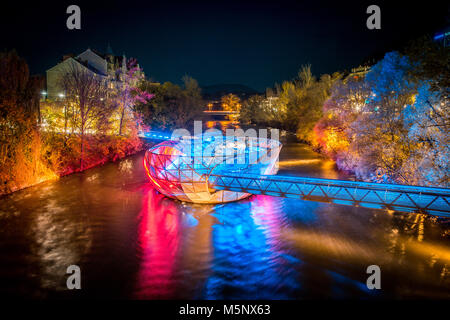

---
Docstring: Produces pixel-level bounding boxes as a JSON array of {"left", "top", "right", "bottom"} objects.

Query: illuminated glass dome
[{"left": 143, "top": 134, "right": 281, "bottom": 203}]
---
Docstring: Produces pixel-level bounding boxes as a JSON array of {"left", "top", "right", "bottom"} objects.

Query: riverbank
[{"left": 0, "top": 133, "right": 147, "bottom": 196}]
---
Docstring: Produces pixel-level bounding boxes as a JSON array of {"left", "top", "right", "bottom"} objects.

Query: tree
[
  {"left": 313, "top": 47, "right": 449, "bottom": 187},
  {"left": 40, "top": 99, "right": 71, "bottom": 133},
  {"left": 402, "top": 82, "right": 449, "bottom": 186},
  {"left": 62, "top": 65, "right": 113, "bottom": 170},
  {"left": 239, "top": 95, "right": 264, "bottom": 125},
  {"left": 221, "top": 93, "right": 241, "bottom": 112},
  {"left": 296, "top": 64, "right": 314, "bottom": 88},
  {"left": 321, "top": 51, "right": 422, "bottom": 183},
  {"left": 404, "top": 36, "right": 450, "bottom": 103},
  {"left": 0, "top": 51, "right": 56, "bottom": 193},
  {"left": 401, "top": 37, "right": 449, "bottom": 186},
  {"left": 110, "top": 58, "right": 152, "bottom": 136},
  {"left": 313, "top": 77, "right": 369, "bottom": 158},
  {"left": 273, "top": 65, "right": 340, "bottom": 140},
  {"left": 134, "top": 76, "right": 203, "bottom": 131},
  {"left": 351, "top": 52, "right": 417, "bottom": 183}
]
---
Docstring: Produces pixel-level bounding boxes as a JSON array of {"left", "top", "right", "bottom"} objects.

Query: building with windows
[
  {"left": 45, "top": 48, "right": 141, "bottom": 100},
  {"left": 260, "top": 96, "right": 279, "bottom": 113},
  {"left": 344, "top": 65, "right": 371, "bottom": 83}
]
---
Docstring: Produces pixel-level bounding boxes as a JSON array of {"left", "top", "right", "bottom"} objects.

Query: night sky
[{"left": 1, "top": 0, "right": 448, "bottom": 91}]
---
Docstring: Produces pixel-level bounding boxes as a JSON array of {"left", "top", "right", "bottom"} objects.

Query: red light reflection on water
[{"left": 134, "top": 186, "right": 181, "bottom": 299}]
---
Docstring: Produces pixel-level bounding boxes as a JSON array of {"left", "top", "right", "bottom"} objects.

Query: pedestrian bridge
[
  {"left": 141, "top": 133, "right": 450, "bottom": 217},
  {"left": 208, "top": 173, "right": 450, "bottom": 217},
  {"left": 203, "top": 110, "right": 239, "bottom": 116}
]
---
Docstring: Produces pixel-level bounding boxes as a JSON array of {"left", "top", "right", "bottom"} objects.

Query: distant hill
[{"left": 201, "top": 84, "right": 261, "bottom": 100}]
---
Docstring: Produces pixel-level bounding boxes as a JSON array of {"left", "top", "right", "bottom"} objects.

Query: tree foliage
[
  {"left": 135, "top": 76, "right": 203, "bottom": 131},
  {"left": 0, "top": 51, "right": 57, "bottom": 193},
  {"left": 221, "top": 93, "right": 241, "bottom": 112},
  {"left": 239, "top": 65, "right": 341, "bottom": 141},
  {"left": 61, "top": 65, "right": 114, "bottom": 170},
  {"left": 315, "top": 47, "right": 449, "bottom": 187},
  {"left": 108, "top": 58, "right": 153, "bottom": 136},
  {"left": 239, "top": 95, "right": 264, "bottom": 125}
]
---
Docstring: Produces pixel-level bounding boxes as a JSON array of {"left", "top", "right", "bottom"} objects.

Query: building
[
  {"left": 260, "top": 96, "right": 279, "bottom": 113},
  {"left": 45, "top": 48, "right": 141, "bottom": 100},
  {"left": 344, "top": 65, "right": 371, "bottom": 83}
]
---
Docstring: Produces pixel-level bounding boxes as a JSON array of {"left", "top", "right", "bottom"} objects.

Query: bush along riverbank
[
  {"left": 1, "top": 131, "right": 146, "bottom": 196},
  {"left": 42, "top": 133, "right": 145, "bottom": 176}
]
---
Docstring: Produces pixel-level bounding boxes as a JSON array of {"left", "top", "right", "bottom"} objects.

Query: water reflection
[
  {"left": 277, "top": 143, "right": 341, "bottom": 180},
  {"left": 135, "top": 186, "right": 216, "bottom": 299},
  {"left": 32, "top": 195, "right": 93, "bottom": 291},
  {"left": 205, "top": 196, "right": 301, "bottom": 299},
  {"left": 0, "top": 143, "right": 448, "bottom": 299},
  {"left": 135, "top": 186, "right": 181, "bottom": 299}
]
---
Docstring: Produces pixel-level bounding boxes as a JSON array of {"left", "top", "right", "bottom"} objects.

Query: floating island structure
[{"left": 144, "top": 133, "right": 281, "bottom": 203}]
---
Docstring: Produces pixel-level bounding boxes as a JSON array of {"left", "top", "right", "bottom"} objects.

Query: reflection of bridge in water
[{"left": 208, "top": 173, "right": 450, "bottom": 217}]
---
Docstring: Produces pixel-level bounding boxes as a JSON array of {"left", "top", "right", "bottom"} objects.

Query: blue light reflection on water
[
  {"left": 203, "top": 196, "right": 303, "bottom": 299},
  {"left": 194, "top": 194, "right": 384, "bottom": 299},
  {"left": 1, "top": 143, "right": 449, "bottom": 299}
]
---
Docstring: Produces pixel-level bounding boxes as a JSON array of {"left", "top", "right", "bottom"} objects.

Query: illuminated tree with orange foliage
[
  {"left": 221, "top": 93, "right": 241, "bottom": 113},
  {"left": 312, "top": 77, "right": 370, "bottom": 158},
  {"left": 0, "top": 51, "right": 57, "bottom": 194}
]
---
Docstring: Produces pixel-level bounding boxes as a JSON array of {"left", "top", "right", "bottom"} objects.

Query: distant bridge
[
  {"left": 209, "top": 173, "right": 450, "bottom": 217},
  {"left": 203, "top": 110, "right": 238, "bottom": 116},
  {"left": 139, "top": 131, "right": 172, "bottom": 140}
]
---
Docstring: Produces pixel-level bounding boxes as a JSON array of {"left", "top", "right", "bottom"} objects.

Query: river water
[{"left": 0, "top": 143, "right": 449, "bottom": 299}]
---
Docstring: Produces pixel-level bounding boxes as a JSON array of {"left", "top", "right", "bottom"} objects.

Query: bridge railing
[{"left": 209, "top": 173, "right": 450, "bottom": 217}]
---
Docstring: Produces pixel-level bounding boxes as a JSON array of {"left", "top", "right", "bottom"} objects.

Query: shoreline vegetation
[
  {"left": 238, "top": 37, "right": 449, "bottom": 188},
  {"left": 2, "top": 134, "right": 146, "bottom": 196}
]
